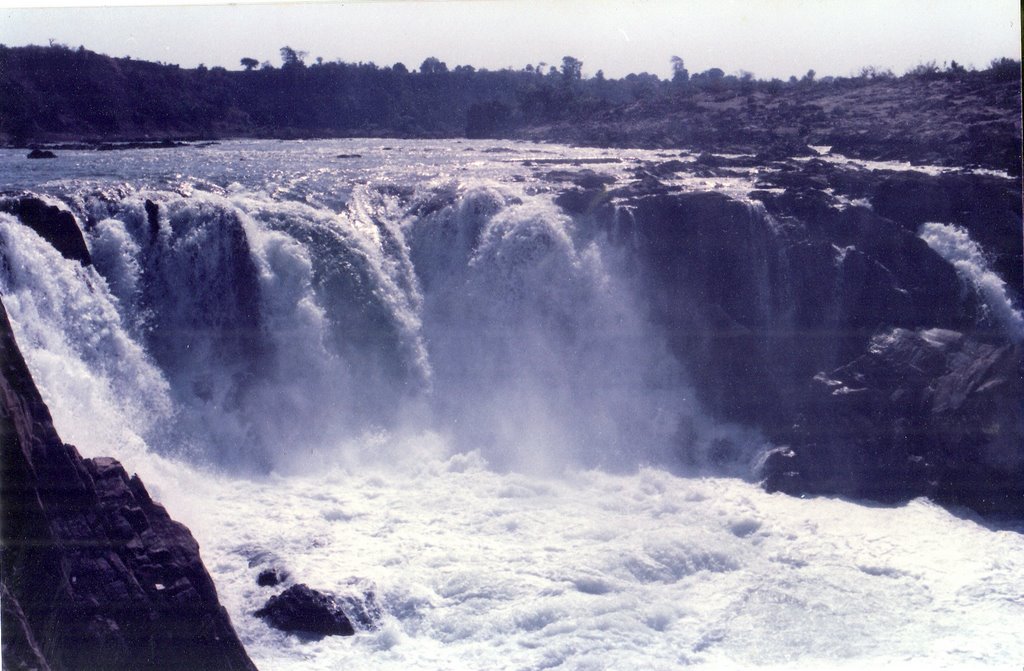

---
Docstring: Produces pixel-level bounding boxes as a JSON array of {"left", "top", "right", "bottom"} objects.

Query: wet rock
[
  {"left": 540, "top": 168, "right": 616, "bottom": 189},
  {"left": 650, "top": 158, "right": 691, "bottom": 175},
  {"left": 761, "top": 328, "right": 1023, "bottom": 514},
  {"left": 145, "top": 198, "right": 160, "bottom": 242},
  {"left": 553, "top": 187, "right": 611, "bottom": 216},
  {"left": 26, "top": 148, "right": 57, "bottom": 159},
  {"left": 257, "top": 568, "right": 289, "bottom": 587},
  {"left": 0, "top": 194, "right": 92, "bottom": 266},
  {"left": 586, "top": 180, "right": 986, "bottom": 452},
  {"left": 869, "top": 171, "right": 1022, "bottom": 290},
  {"left": 0, "top": 299, "right": 257, "bottom": 671},
  {"left": 255, "top": 584, "right": 355, "bottom": 638}
]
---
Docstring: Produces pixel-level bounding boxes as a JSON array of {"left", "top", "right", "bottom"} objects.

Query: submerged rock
[
  {"left": 255, "top": 584, "right": 356, "bottom": 638},
  {"left": 0, "top": 298, "right": 257, "bottom": 671}
]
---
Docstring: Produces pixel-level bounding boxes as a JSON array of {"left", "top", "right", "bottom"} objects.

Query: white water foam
[
  {"left": 162, "top": 455, "right": 1024, "bottom": 671},
  {"left": 0, "top": 213, "right": 172, "bottom": 464},
  {"left": 919, "top": 222, "right": 1024, "bottom": 342}
]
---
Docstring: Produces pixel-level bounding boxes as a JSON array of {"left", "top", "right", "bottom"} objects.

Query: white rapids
[{"left": 1, "top": 139, "right": 1022, "bottom": 670}]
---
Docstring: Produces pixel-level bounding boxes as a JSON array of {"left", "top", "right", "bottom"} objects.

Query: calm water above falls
[{"left": 1, "top": 139, "right": 1021, "bottom": 670}]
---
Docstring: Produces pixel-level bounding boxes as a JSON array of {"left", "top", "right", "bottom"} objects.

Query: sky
[{"left": 0, "top": 0, "right": 1020, "bottom": 80}]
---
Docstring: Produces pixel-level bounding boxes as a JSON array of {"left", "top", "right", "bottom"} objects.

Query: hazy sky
[{"left": 0, "top": 0, "right": 1020, "bottom": 80}]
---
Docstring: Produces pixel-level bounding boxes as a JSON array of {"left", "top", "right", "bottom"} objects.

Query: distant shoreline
[{"left": 3, "top": 44, "right": 1020, "bottom": 175}]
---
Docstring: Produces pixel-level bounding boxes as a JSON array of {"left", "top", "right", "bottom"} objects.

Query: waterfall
[{"left": 1, "top": 180, "right": 759, "bottom": 475}]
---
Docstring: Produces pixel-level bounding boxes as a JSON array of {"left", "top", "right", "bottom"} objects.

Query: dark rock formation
[
  {"left": 592, "top": 188, "right": 976, "bottom": 434},
  {"left": 539, "top": 168, "right": 616, "bottom": 189},
  {"left": 0, "top": 195, "right": 92, "bottom": 266},
  {"left": 26, "top": 149, "right": 56, "bottom": 159},
  {"left": 869, "top": 171, "right": 1023, "bottom": 291},
  {"left": 760, "top": 328, "right": 1023, "bottom": 515},
  {"left": 257, "top": 568, "right": 288, "bottom": 587},
  {"left": 254, "top": 585, "right": 355, "bottom": 638},
  {"left": 0, "top": 299, "right": 257, "bottom": 671},
  {"left": 145, "top": 198, "right": 161, "bottom": 243},
  {"left": 562, "top": 156, "right": 1021, "bottom": 514}
]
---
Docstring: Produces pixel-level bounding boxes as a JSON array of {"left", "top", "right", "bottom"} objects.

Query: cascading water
[
  {"left": 2, "top": 139, "right": 1022, "bottom": 671},
  {"left": 918, "top": 221, "right": 1024, "bottom": 342},
  {"left": 2, "top": 166, "right": 745, "bottom": 475}
]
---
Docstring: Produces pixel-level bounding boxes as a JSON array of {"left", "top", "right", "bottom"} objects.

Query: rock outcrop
[
  {"left": 0, "top": 299, "right": 257, "bottom": 671},
  {"left": 760, "top": 328, "right": 1023, "bottom": 515},
  {"left": 562, "top": 157, "right": 1022, "bottom": 514},
  {"left": 0, "top": 194, "right": 92, "bottom": 266}
]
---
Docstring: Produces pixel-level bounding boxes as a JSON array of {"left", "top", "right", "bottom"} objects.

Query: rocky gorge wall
[
  {"left": 0, "top": 299, "right": 256, "bottom": 671},
  {"left": 559, "top": 155, "right": 1023, "bottom": 515}
]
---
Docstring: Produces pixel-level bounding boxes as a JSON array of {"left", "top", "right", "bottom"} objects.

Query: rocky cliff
[
  {"left": 0, "top": 299, "right": 256, "bottom": 671},
  {"left": 559, "top": 154, "right": 1023, "bottom": 515}
]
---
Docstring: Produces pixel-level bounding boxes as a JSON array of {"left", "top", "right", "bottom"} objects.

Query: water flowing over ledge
[{"left": 1, "top": 139, "right": 1022, "bottom": 669}]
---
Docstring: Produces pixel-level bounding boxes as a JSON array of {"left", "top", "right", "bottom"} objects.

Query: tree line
[{"left": 0, "top": 43, "right": 1019, "bottom": 144}]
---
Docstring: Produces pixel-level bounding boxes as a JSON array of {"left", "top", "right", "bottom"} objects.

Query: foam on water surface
[{"left": 157, "top": 455, "right": 1024, "bottom": 671}]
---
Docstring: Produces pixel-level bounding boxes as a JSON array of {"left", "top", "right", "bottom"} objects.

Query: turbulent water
[{"left": 2, "top": 139, "right": 1023, "bottom": 670}]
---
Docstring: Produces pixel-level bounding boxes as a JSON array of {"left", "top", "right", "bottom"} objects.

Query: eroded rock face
[
  {"left": 586, "top": 187, "right": 977, "bottom": 432},
  {"left": 560, "top": 160, "right": 1021, "bottom": 514},
  {"left": 760, "top": 328, "right": 1023, "bottom": 514},
  {"left": 0, "top": 299, "right": 257, "bottom": 671}
]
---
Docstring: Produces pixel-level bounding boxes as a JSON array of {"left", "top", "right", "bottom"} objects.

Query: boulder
[
  {"left": 257, "top": 568, "right": 288, "bottom": 587},
  {"left": 540, "top": 168, "right": 615, "bottom": 189},
  {"left": 0, "top": 298, "right": 257, "bottom": 671},
  {"left": 26, "top": 149, "right": 57, "bottom": 159},
  {"left": 254, "top": 584, "right": 355, "bottom": 638}
]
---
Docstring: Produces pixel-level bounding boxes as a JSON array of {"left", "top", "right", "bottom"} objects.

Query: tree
[
  {"left": 279, "top": 46, "right": 307, "bottom": 67},
  {"left": 561, "top": 55, "right": 582, "bottom": 82},
  {"left": 240, "top": 57, "right": 259, "bottom": 71},
  {"left": 420, "top": 56, "right": 448, "bottom": 75},
  {"left": 466, "top": 100, "right": 512, "bottom": 138},
  {"left": 670, "top": 55, "right": 689, "bottom": 84}
]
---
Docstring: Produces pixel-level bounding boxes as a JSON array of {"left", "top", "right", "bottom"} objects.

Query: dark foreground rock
[
  {"left": 0, "top": 194, "right": 92, "bottom": 266},
  {"left": 760, "top": 328, "right": 1024, "bottom": 515},
  {"left": 0, "top": 299, "right": 257, "bottom": 671},
  {"left": 254, "top": 584, "right": 355, "bottom": 638}
]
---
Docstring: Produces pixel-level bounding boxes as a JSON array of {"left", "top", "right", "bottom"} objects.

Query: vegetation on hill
[{"left": 1, "top": 44, "right": 1020, "bottom": 173}]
